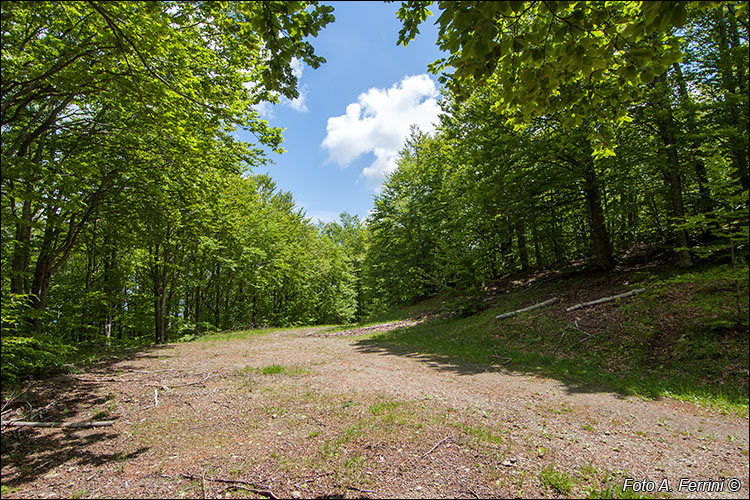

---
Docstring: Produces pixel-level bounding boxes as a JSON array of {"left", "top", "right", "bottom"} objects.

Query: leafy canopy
[{"left": 396, "top": 0, "right": 739, "bottom": 157}]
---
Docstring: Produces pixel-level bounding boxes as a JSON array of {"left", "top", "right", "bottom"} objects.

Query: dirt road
[{"left": 2, "top": 326, "right": 748, "bottom": 498}]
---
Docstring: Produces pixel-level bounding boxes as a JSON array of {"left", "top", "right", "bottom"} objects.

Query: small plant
[
  {"left": 261, "top": 364, "right": 285, "bottom": 375},
  {"left": 540, "top": 465, "right": 573, "bottom": 495}
]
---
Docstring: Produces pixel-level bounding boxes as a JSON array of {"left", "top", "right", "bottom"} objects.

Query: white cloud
[
  {"left": 290, "top": 57, "right": 304, "bottom": 79},
  {"left": 281, "top": 85, "right": 309, "bottom": 113},
  {"left": 249, "top": 58, "right": 309, "bottom": 117},
  {"left": 321, "top": 74, "right": 441, "bottom": 186},
  {"left": 253, "top": 101, "right": 275, "bottom": 119}
]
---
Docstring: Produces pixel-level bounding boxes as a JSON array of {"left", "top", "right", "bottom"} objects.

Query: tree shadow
[
  {"left": 1, "top": 345, "right": 165, "bottom": 488},
  {"left": 352, "top": 316, "right": 747, "bottom": 406}
]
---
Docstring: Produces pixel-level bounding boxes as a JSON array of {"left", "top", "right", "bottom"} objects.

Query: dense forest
[{"left": 1, "top": 1, "right": 748, "bottom": 384}]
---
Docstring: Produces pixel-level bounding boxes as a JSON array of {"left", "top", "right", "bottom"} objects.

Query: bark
[
  {"left": 516, "top": 221, "right": 529, "bottom": 271},
  {"left": 717, "top": 6, "right": 749, "bottom": 192},
  {"left": 673, "top": 62, "right": 714, "bottom": 214},
  {"left": 581, "top": 159, "right": 615, "bottom": 271},
  {"left": 532, "top": 223, "right": 543, "bottom": 269},
  {"left": 10, "top": 198, "right": 33, "bottom": 295},
  {"left": 195, "top": 284, "right": 202, "bottom": 335},
  {"left": 10, "top": 140, "right": 47, "bottom": 296},
  {"left": 496, "top": 297, "right": 559, "bottom": 320},
  {"left": 653, "top": 75, "right": 693, "bottom": 267},
  {"left": 214, "top": 263, "right": 221, "bottom": 328},
  {"left": 566, "top": 288, "right": 646, "bottom": 312}
]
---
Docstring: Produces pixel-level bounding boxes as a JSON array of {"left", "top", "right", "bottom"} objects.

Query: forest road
[{"left": 2, "top": 325, "right": 748, "bottom": 499}]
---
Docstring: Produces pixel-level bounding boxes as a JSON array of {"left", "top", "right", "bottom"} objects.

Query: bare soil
[{"left": 2, "top": 324, "right": 748, "bottom": 499}]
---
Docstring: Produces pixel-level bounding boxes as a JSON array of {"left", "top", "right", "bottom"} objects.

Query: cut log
[
  {"left": 1, "top": 420, "right": 115, "bottom": 428},
  {"left": 496, "top": 297, "right": 559, "bottom": 320},
  {"left": 566, "top": 288, "right": 646, "bottom": 312}
]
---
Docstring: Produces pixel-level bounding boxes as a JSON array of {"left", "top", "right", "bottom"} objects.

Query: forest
[{"left": 1, "top": 1, "right": 748, "bottom": 384}]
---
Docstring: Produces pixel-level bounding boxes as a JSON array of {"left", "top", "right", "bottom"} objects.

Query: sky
[{"left": 235, "top": 1, "right": 446, "bottom": 224}]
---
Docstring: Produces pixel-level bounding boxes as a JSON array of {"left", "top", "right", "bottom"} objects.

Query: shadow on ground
[
  {"left": 352, "top": 314, "right": 748, "bottom": 409},
  {"left": 0, "top": 345, "right": 171, "bottom": 488}
]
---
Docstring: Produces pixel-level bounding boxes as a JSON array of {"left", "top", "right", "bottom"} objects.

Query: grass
[
  {"left": 540, "top": 465, "right": 573, "bottom": 495},
  {"left": 356, "top": 261, "right": 749, "bottom": 417},
  {"left": 196, "top": 325, "right": 312, "bottom": 343}
]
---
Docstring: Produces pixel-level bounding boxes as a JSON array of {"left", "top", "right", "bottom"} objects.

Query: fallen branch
[
  {"left": 1, "top": 420, "right": 115, "bottom": 428},
  {"left": 145, "top": 371, "right": 215, "bottom": 390},
  {"left": 180, "top": 473, "right": 277, "bottom": 499},
  {"left": 488, "top": 355, "right": 511, "bottom": 365},
  {"left": 496, "top": 297, "right": 559, "bottom": 320},
  {"left": 347, "top": 485, "right": 376, "bottom": 494},
  {"left": 553, "top": 321, "right": 592, "bottom": 354},
  {"left": 126, "top": 368, "right": 187, "bottom": 374},
  {"left": 566, "top": 288, "right": 646, "bottom": 312},
  {"left": 293, "top": 472, "right": 334, "bottom": 489},
  {"left": 421, "top": 436, "right": 451, "bottom": 459}
]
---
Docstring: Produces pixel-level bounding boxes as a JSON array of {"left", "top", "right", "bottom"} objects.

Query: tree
[
  {"left": 1, "top": 1, "right": 334, "bottom": 335},
  {"left": 395, "top": 0, "right": 737, "bottom": 156}
]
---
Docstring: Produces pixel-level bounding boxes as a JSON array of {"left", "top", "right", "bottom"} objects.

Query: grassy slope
[{"left": 357, "top": 259, "right": 749, "bottom": 417}]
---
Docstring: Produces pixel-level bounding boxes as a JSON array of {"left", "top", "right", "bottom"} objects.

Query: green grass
[
  {"left": 356, "top": 262, "right": 749, "bottom": 417},
  {"left": 196, "top": 326, "right": 300, "bottom": 342},
  {"left": 540, "top": 465, "right": 574, "bottom": 495}
]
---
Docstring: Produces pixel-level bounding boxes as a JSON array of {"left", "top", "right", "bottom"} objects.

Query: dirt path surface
[{"left": 2, "top": 326, "right": 748, "bottom": 499}]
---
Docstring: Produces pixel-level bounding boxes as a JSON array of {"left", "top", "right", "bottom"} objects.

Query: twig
[
  {"left": 154, "top": 388, "right": 159, "bottom": 408},
  {"left": 180, "top": 474, "right": 277, "bottom": 499},
  {"left": 496, "top": 297, "right": 559, "bottom": 320},
  {"left": 145, "top": 371, "right": 215, "bottom": 389},
  {"left": 565, "top": 288, "right": 646, "bottom": 312},
  {"left": 1, "top": 420, "right": 115, "bottom": 428},
  {"left": 552, "top": 328, "right": 566, "bottom": 354},
  {"left": 463, "top": 487, "right": 480, "bottom": 499},
  {"left": 125, "top": 368, "right": 186, "bottom": 374},
  {"left": 347, "top": 485, "right": 376, "bottom": 494},
  {"left": 421, "top": 436, "right": 451, "bottom": 459},
  {"left": 488, "top": 355, "right": 511, "bottom": 365},
  {"left": 293, "top": 472, "right": 334, "bottom": 489},
  {"left": 75, "top": 376, "right": 136, "bottom": 383},
  {"left": 201, "top": 468, "right": 207, "bottom": 499},
  {"left": 1, "top": 381, "right": 32, "bottom": 413}
]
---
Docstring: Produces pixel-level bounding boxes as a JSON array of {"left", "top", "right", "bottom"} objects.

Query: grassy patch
[
  {"left": 261, "top": 364, "right": 285, "bottom": 375},
  {"left": 540, "top": 465, "right": 574, "bottom": 495},
  {"left": 356, "top": 262, "right": 749, "bottom": 416},
  {"left": 196, "top": 326, "right": 295, "bottom": 343}
]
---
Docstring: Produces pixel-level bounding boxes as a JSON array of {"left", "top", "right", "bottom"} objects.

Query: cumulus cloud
[
  {"left": 290, "top": 57, "right": 305, "bottom": 79},
  {"left": 250, "top": 58, "right": 309, "bottom": 117},
  {"left": 253, "top": 100, "right": 275, "bottom": 119},
  {"left": 321, "top": 74, "right": 441, "bottom": 186},
  {"left": 281, "top": 85, "right": 309, "bottom": 113}
]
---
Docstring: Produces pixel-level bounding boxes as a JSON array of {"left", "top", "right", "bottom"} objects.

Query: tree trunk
[
  {"left": 195, "top": 284, "right": 202, "bottom": 335},
  {"left": 516, "top": 221, "right": 529, "bottom": 271},
  {"left": 10, "top": 198, "right": 33, "bottom": 296},
  {"left": 717, "top": 6, "right": 749, "bottom": 192},
  {"left": 29, "top": 216, "right": 58, "bottom": 333},
  {"left": 673, "top": 62, "right": 714, "bottom": 214},
  {"left": 581, "top": 160, "right": 615, "bottom": 271},
  {"left": 653, "top": 76, "right": 693, "bottom": 268},
  {"left": 214, "top": 263, "right": 221, "bottom": 329},
  {"left": 531, "top": 222, "right": 543, "bottom": 268}
]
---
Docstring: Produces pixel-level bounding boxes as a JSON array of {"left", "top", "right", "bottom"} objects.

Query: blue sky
[{"left": 236, "top": 1, "right": 446, "bottom": 224}]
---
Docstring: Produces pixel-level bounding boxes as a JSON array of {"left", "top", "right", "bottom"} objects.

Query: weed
[
  {"left": 356, "top": 262, "right": 749, "bottom": 416},
  {"left": 452, "top": 422, "right": 503, "bottom": 445},
  {"left": 261, "top": 364, "right": 285, "bottom": 375},
  {"left": 70, "top": 487, "right": 90, "bottom": 499},
  {"left": 369, "top": 399, "right": 404, "bottom": 416},
  {"left": 540, "top": 465, "right": 573, "bottom": 495}
]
